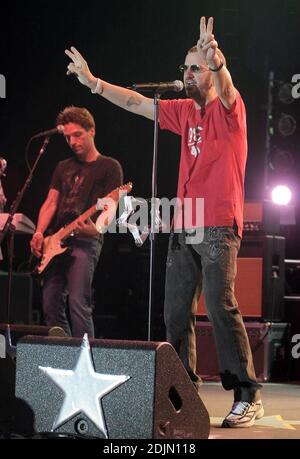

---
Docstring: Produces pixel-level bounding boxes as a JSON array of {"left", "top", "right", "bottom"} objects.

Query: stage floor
[{"left": 200, "top": 382, "right": 300, "bottom": 439}]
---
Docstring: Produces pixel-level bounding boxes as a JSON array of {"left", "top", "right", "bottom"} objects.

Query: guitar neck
[
  {"left": 57, "top": 182, "right": 133, "bottom": 241},
  {"left": 59, "top": 204, "right": 98, "bottom": 241}
]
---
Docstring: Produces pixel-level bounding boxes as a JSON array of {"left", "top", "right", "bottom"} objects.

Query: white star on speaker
[{"left": 39, "top": 334, "right": 130, "bottom": 438}]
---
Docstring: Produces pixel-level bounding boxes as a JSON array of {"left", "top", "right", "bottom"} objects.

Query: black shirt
[{"left": 48, "top": 155, "right": 123, "bottom": 233}]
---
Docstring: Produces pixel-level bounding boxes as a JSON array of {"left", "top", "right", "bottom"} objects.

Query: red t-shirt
[{"left": 159, "top": 92, "right": 247, "bottom": 238}]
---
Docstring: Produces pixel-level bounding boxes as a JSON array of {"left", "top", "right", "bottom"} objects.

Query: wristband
[
  {"left": 91, "top": 78, "right": 103, "bottom": 95},
  {"left": 209, "top": 62, "right": 224, "bottom": 72}
]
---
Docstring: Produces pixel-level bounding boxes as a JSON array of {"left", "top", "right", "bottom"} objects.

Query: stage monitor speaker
[
  {"left": 15, "top": 336, "right": 210, "bottom": 439},
  {"left": 197, "top": 235, "right": 285, "bottom": 320},
  {"left": 0, "top": 271, "right": 33, "bottom": 324},
  {"left": 0, "top": 323, "right": 51, "bottom": 347}
]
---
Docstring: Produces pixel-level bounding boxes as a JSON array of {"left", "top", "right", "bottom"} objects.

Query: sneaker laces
[{"left": 230, "top": 401, "right": 251, "bottom": 416}]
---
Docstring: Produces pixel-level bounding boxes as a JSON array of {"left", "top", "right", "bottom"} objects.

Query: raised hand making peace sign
[
  {"left": 197, "top": 16, "right": 219, "bottom": 66},
  {"left": 65, "top": 46, "right": 97, "bottom": 91}
]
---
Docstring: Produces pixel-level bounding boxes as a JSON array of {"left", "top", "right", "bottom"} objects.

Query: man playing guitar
[{"left": 30, "top": 106, "right": 123, "bottom": 338}]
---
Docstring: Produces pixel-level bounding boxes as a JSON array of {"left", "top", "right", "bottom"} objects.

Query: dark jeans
[
  {"left": 42, "top": 237, "right": 102, "bottom": 338},
  {"left": 164, "top": 227, "right": 261, "bottom": 402}
]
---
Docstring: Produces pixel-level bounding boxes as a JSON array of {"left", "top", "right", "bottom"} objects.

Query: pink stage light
[{"left": 271, "top": 185, "right": 292, "bottom": 205}]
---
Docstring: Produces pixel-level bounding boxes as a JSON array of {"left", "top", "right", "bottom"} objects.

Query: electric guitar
[{"left": 36, "top": 182, "right": 132, "bottom": 276}]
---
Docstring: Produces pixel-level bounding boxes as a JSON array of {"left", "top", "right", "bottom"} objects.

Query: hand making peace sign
[
  {"left": 65, "top": 46, "right": 96, "bottom": 89},
  {"left": 197, "top": 16, "right": 219, "bottom": 66}
]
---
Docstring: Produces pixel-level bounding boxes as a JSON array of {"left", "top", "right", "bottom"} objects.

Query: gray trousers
[
  {"left": 164, "top": 227, "right": 261, "bottom": 402},
  {"left": 42, "top": 237, "right": 102, "bottom": 338}
]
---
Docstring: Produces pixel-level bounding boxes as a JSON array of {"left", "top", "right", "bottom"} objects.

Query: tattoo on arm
[{"left": 126, "top": 96, "right": 142, "bottom": 108}]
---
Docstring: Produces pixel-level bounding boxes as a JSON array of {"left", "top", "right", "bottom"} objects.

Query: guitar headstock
[
  {"left": 95, "top": 182, "right": 133, "bottom": 232},
  {"left": 109, "top": 182, "right": 133, "bottom": 201},
  {"left": 119, "top": 182, "right": 133, "bottom": 193}
]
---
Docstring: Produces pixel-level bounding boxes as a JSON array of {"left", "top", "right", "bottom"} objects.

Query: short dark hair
[
  {"left": 56, "top": 106, "right": 95, "bottom": 130},
  {"left": 187, "top": 45, "right": 227, "bottom": 67}
]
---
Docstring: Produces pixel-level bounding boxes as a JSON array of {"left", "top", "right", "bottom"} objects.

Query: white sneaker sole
[{"left": 222, "top": 403, "right": 264, "bottom": 428}]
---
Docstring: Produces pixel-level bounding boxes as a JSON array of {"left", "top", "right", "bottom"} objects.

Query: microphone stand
[
  {"left": 0, "top": 136, "right": 50, "bottom": 323},
  {"left": 264, "top": 70, "right": 274, "bottom": 198},
  {"left": 147, "top": 92, "right": 161, "bottom": 341}
]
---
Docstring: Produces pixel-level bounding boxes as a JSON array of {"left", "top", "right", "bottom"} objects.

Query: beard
[
  {"left": 185, "top": 83, "right": 200, "bottom": 98},
  {"left": 185, "top": 79, "right": 213, "bottom": 105},
  {"left": 185, "top": 83, "right": 206, "bottom": 106}
]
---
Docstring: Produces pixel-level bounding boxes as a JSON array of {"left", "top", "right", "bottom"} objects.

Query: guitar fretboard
[{"left": 60, "top": 204, "right": 98, "bottom": 241}]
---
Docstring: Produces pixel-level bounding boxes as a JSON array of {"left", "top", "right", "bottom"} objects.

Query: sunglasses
[{"left": 179, "top": 64, "right": 209, "bottom": 73}]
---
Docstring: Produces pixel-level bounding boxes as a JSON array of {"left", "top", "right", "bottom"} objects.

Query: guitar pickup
[{"left": 96, "top": 199, "right": 108, "bottom": 211}]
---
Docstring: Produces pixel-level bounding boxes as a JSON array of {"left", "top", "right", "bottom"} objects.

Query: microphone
[
  {"left": 32, "top": 125, "right": 65, "bottom": 139},
  {"left": 130, "top": 80, "right": 184, "bottom": 93}
]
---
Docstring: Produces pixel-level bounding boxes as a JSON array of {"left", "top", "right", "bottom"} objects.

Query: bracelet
[
  {"left": 91, "top": 78, "right": 103, "bottom": 95},
  {"left": 209, "top": 62, "right": 224, "bottom": 72}
]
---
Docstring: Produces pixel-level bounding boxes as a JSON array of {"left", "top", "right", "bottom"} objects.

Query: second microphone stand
[{"left": 0, "top": 136, "right": 50, "bottom": 323}]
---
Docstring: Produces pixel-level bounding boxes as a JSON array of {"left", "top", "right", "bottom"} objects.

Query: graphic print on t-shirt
[
  {"left": 57, "top": 167, "right": 92, "bottom": 226},
  {"left": 188, "top": 126, "right": 203, "bottom": 158}
]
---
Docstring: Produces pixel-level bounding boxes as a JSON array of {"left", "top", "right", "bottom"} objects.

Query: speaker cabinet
[
  {"left": 195, "top": 321, "right": 290, "bottom": 382},
  {"left": 197, "top": 235, "right": 285, "bottom": 320},
  {"left": 243, "top": 200, "right": 280, "bottom": 234},
  {"left": 15, "top": 336, "right": 210, "bottom": 439},
  {"left": 0, "top": 271, "right": 33, "bottom": 324}
]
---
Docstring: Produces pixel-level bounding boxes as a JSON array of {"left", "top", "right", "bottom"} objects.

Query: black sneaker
[{"left": 222, "top": 400, "right": 264, "bottom": 428}]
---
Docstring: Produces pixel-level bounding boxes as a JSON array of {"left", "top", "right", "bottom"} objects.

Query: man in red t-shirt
[{"left": 65, "top": 16, "right": 264, "bottom": 428}]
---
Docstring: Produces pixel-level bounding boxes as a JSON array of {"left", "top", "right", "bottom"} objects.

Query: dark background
[{"left": 0, "top": 0, "right": 299, "bottom": 339}]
